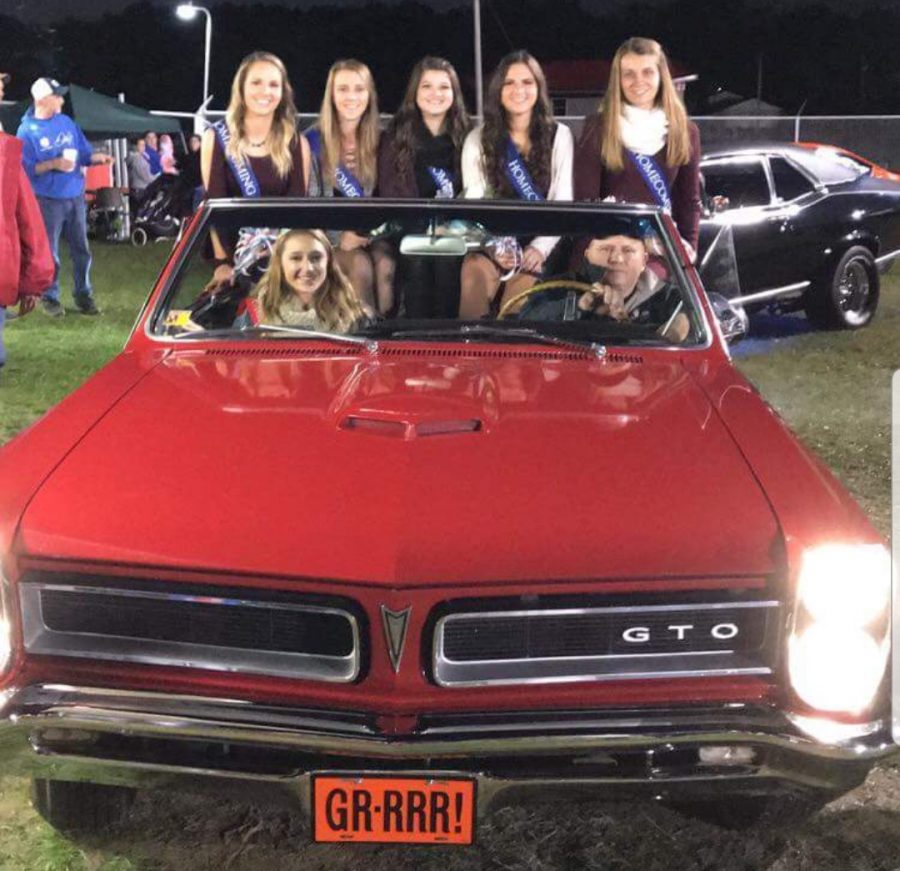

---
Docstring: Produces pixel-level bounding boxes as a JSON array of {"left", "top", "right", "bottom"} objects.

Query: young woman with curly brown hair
[{"left": 378, "top": 57, "right": 471, "bottom": 317}]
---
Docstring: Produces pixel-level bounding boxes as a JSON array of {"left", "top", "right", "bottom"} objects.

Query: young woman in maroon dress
[
  {"left": 574, "top": 38, "right": 700, "bottom": 257},
  {"left": 201, "top": 51, "right": 310, "bottom": 284}
]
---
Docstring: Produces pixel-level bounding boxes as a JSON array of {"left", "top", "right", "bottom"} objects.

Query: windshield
[
  {"left": 153, "top": 201, "right": 707, "bottom": 349},
  {"left": 810, "top": 147, "right": 871, "bottom": 177}
]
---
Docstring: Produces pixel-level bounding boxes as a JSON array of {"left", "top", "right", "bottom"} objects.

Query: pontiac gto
[{"left": 0, "top": 199, "right": 892, "bottom": 842}]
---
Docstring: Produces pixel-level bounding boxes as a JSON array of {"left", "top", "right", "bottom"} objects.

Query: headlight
[{"left": 788, "top": 543, "right": 890, "bottom": 715}]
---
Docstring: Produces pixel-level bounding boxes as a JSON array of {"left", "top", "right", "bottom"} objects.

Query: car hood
[{"left": 20, "top": 348, "right": 780, "bottom": 585}]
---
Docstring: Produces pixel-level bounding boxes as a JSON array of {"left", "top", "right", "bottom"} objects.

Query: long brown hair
[
  {"left": 255, "top": 229, "right": 365, "bottom": 332},
  {"left": 316, "top": 59, "right": 380, "bottom": 191},
  {"left": 599, "top": 37, "right": 691, "bottom": 172},
  {"left": 388, "top": 57, "right": 471, "bottom": 184},
  {"left": 482, "top": 50, "right": 555, "bottom": 197},
  {"left": 224, "top": 51, "right": 298, "bottom": 179}
]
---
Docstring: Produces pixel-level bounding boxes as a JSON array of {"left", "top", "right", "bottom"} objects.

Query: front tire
[
  {"left": 804, "top": 245, "right": 878, "bottom": 329},
  {"left": 31, "top": 778, "right": 136, "bottom": 836},
  {"left": 131, "top": 227, "right": 148, "bottom": 247}
]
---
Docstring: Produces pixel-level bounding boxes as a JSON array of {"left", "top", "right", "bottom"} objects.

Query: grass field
[
  {"left": 0, "top": 244, "right": 897, "bottom": 869},
  {"left": 0, "top": 243, "right": 171, "bottom": 442}
]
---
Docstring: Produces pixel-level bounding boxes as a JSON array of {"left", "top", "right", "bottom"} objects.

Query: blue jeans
[
  {"left": 0, "top": 306, "right": 6, "bottom": 369},
  {"left": 37, "top": 195, "right": 94, "bottom": 303}
]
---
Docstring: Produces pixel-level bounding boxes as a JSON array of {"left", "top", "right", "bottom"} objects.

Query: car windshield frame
[{"left": 147, "top": 198, "right": 711, "bottom": 350}]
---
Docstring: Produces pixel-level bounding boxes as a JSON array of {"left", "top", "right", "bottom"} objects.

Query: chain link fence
[
  {"left": 163, "top": 110, "right": 900, "bottom": 169},
  {"left": 692, "top": 116, "right": 900, "bottom": 169}
]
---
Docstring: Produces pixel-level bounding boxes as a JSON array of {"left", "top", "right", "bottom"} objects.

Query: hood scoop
[{"left": 341, "top": 415, "right": 482, "bottom": 439}]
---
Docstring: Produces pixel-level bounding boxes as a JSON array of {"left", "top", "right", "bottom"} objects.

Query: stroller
[{"left": 130, "top": 175, "right": 194, "bottom": 246}]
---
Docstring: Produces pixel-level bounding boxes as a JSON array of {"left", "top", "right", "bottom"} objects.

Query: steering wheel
[{"left": 498, "top": 279, "right": 596, "bottom": 319}]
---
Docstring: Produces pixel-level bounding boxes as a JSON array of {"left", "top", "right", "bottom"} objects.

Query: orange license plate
[{"left": 313, "top": 775, "right": 476, "bottom": 845}]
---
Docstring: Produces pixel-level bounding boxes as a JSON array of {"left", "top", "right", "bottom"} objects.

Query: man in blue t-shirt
[{"left": 16, "top": 77, "right": 113, "bottom": 317}]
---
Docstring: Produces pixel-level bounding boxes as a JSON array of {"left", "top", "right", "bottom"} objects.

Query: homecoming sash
[
  {"left": 504, "top": 138, "right": 544, "bottom": 201},
  {"left": 627, "top": 150, "right": 672, "bottom": 213},
  {"left": 427, "top": 165, "right": 455, "bottom": 199},
  {"left": 212, "top": 120, "right": 261, "bottom": 198},
  {"left": 306, "top": 128, "right": 365, "bottom": 197}
]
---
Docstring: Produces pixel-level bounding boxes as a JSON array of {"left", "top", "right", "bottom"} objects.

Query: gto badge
[{"left": 381, "top": 606, "right": 412, "bottom": 672}]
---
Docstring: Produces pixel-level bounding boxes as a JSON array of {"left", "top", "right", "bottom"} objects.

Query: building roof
[{"left": 543, "top": 58, "right": 695, "bottom": 96}]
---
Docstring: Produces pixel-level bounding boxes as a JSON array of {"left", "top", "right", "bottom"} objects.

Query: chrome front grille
[
  {"left": 21, "top": 580, "right": 361, "bottom": 683},
  {"left": 434, "top": 601, "right": 779, "bottom": 687}
]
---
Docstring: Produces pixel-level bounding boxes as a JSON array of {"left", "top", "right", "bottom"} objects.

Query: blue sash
[
  {"left": 504, "top": 138, "right": 544, "bottom": 201},
  {"left": 626, "top": 150, "right": 672, "bottom": 213},
  {"left": 212, "top": 120, "right": 261, "bottom": 198},
  {"left": 334, "top": 165, "right": 365, "bottom": 198},
  {"left": 306, "top": 128, "right": 365, "bottom": 197},
  {"left": 427, "top": 165, "right": 455, "bottom": 199}
]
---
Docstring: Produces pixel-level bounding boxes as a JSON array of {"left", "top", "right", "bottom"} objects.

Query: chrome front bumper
[{"left": 1, "top": 685, "right": 895, "bottom": 815}]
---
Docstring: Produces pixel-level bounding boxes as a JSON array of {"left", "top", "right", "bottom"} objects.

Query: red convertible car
[{"left": 0, "top": 199, "right": 892, "bottom": 842}]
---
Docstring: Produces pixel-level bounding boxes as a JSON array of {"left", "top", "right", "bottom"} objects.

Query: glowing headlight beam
[{"left": 797, "top": 543, "right": 890, "bottom": 627}]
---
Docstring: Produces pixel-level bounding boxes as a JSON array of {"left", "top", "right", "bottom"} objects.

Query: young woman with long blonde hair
[
  {"left": 574, "top": 37, "right": 700, "bottom": 254},
  {"left": 201, "top": 51, "right": 311, "bottom": 282},
  {"left": 247, "top": 229, "right": 366, "bottom": 333},
  {"left": 306, "top": 59, "right": 390, "bottom": 312}
]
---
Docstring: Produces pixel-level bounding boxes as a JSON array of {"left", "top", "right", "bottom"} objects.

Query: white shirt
[{"left": 461, "top": 123, "right": 574, "bottom": 259}]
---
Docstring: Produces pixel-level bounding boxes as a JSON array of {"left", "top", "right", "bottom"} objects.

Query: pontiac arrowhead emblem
[{"left": 381, "top": 605, "right": 411, "bottom": 673}]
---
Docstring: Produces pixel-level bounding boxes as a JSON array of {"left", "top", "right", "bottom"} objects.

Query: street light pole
[
  {"left": 175, "top": 3, "right": 213, "bottom": 116},
  {"left": 473, "top": 0, "right": 483, "bottom": 119}
]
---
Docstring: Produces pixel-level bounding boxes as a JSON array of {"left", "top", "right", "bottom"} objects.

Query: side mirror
[{"left": 707, "top": 293, "right": 748, "bottom": 343}]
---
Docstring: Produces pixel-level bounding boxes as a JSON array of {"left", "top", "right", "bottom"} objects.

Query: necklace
[{"left": 246, "top": 137, "right": 267, "bottom": 148}]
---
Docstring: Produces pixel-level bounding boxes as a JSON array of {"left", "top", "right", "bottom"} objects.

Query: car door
[
  {"left": 764, "top": 155, "right": 826, "bottom": 287},
  {"left": 699, "top": 155, "right": 796, "bottom": 297}
]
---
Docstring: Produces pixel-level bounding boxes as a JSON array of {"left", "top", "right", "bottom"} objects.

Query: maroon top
[
  {"left": 206, "top": 133, "right": 307, "bottom": 199},
  {"left": 573, "top": 115, "right": 701, "bottom": 249}
]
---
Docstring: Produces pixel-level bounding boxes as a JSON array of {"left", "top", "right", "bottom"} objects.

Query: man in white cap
[{"left": 16, "top": 77, "right": 112, "bottom": 317}]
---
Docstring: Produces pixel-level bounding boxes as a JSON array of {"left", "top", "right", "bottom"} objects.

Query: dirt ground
[{"left": 63, "top": 760, "right": 900, "bottom": 871}]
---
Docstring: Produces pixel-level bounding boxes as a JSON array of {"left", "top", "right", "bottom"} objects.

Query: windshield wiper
[
  {"left": 373, "top": 324, "right": 606, "bottom": 357},
  {"left": 172, "top": 324, "right": 378, "bottom": 351}
]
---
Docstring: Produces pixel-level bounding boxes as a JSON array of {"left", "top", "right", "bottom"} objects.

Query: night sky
[
  {"left": 2, "top": 0, "right": 896, "bottom": 115},
  {"left": 6, "top": 0, "right": 888, "bottom": 23}
]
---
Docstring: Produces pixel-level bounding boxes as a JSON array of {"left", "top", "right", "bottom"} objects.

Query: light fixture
[{"left": 175, "top": 3, "right": 198, "bottom": 21}]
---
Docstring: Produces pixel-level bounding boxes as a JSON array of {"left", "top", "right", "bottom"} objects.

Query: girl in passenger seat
[{"left": 241, "top": 229, "right": 367, "bottom": 333}]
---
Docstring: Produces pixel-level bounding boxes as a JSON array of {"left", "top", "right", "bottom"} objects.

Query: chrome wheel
[
  {"left": 805, "top": 245, "right": 878, "bottom": 329},
  {"left": 836, "top": 257, "right": 872, "bottom": 327}
]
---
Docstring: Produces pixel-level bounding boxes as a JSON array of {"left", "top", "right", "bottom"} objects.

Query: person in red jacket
[{"left": 0, "top": 94, "right": 54, "bottom": 372}]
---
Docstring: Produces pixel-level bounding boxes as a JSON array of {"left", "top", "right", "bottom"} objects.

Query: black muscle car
[{"left": 698, "top": 144, "right": 900, "bottom": 329}]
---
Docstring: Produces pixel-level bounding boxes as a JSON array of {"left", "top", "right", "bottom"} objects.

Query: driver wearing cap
[{"left": 504, "top": 223, "right": 690, "bottom": 342}]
